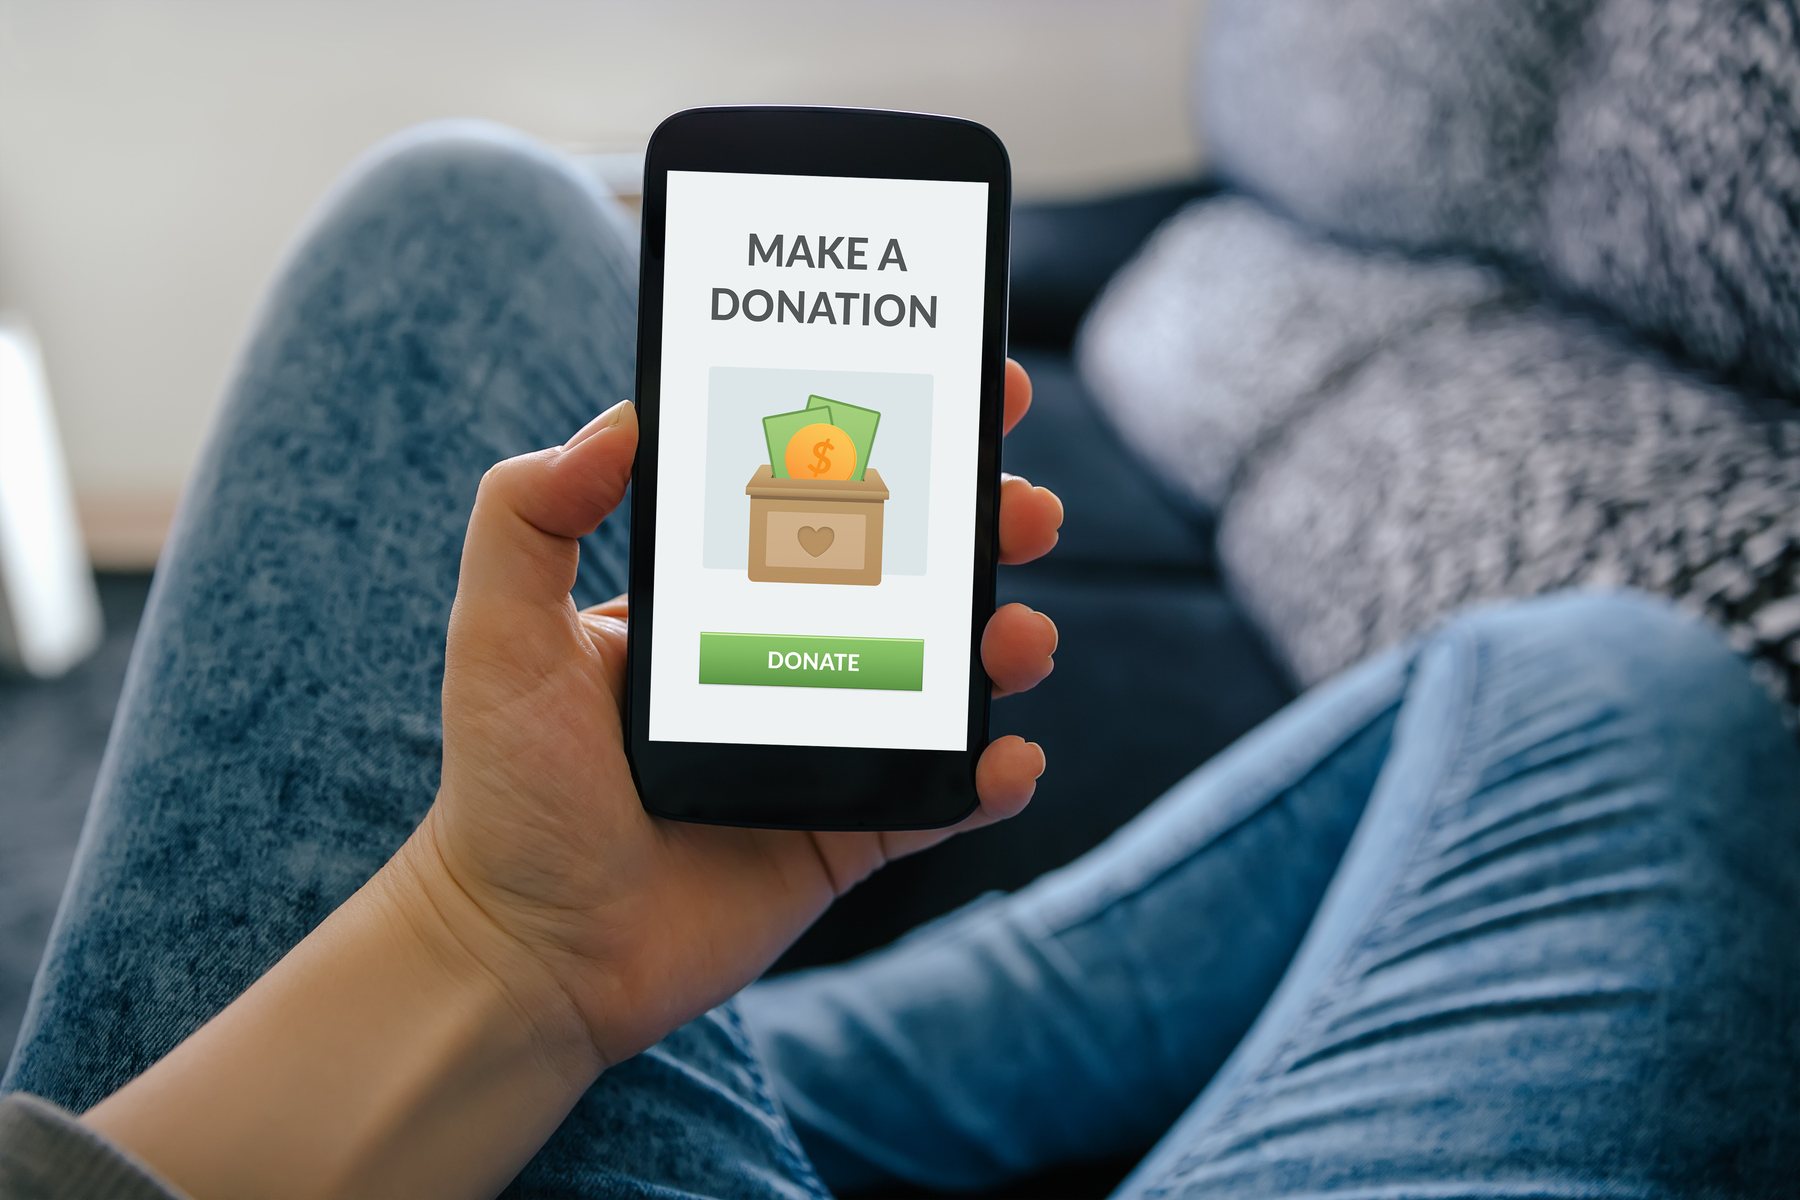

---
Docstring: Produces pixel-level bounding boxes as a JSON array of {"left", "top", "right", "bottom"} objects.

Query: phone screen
[{"left": 645, "top": 168, "right": 992, "bottom": 753}]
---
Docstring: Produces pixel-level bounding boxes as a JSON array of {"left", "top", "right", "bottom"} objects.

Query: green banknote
[
  {"left": 807, "top": 394, "right": 881, "bottom": 481},
  {"left": 761, "top": 406, "right": 819, "bottom": 479}
]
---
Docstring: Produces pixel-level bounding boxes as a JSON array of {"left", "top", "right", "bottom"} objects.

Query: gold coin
[{"left": 784, "top": 422, "right": 858, "bottom": 481}]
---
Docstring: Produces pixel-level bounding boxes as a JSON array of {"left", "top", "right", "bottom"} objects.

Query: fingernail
[
  {"left": 565, "top": 400, "right": 632, "bottom": 449},
  {"left": 1039, "top": 611, "right": 1059, "bottom": 654},
  {"left": 1035, "top": 485, "right": 1065, "bottom": 530},
  {"left": 1028, "top": 741, "right": 1047, "bottom": 778}
]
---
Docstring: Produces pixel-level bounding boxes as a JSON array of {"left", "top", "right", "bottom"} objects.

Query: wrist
[{"left": 383, "top": 812, "right": 607, "bottom": 1084}]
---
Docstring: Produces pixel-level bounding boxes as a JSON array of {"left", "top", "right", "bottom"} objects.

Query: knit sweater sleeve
[{"left": 0, "top": 1093, "right": 182, "bottom": 1200}]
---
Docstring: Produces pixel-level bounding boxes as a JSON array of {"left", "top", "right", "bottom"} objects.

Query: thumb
[{"left": 454, "top": 401, "right": 637, "bottom": 621}]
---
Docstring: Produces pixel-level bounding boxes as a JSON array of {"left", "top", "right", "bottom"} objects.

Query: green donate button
[{"left": 699, "top": 632, "right": 924, "bottom": 691}]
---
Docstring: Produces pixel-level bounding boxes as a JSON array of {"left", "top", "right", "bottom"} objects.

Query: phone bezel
[{"left": 624, "top": 105, "right": 1011, "bottom": 830}]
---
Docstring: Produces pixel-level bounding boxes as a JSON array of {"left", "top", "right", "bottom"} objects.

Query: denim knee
[
  {"left": 1430, "top": 588, "right": 1784, "bottom": 760},
  {"left": 1418, "top": 588, "right": 1800, "bottom": 998},
  {"left": 285, "top": 118, "right": 635, "bottom": 297},
  {"left": 336, "top": 120, "right": 620, "bottom": 218},
  {"left": 229, "top": 119, "right": 639, "bottom": 447}
]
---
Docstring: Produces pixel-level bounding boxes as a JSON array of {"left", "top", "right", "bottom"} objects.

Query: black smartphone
[{"left": 624, "top": 106, "right": 1011, "bottom": 830}]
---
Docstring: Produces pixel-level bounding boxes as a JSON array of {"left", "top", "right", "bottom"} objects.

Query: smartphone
[{"left": 624, "top": 106, "right": 1011, "bottom": 830}]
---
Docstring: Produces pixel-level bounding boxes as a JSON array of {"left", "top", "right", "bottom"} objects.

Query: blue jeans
[{"left": 7, "top": 123, "right": 1800, "bottom": 1199}]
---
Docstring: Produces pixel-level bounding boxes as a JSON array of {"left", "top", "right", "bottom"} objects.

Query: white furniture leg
[{"left": 0, "top": 315, "right": 102, "bottom": 678}]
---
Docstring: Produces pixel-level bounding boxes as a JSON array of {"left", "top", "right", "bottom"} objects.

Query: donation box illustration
[
  {"left": 745, "top": 467, "right": 889, "bottom": 585},
  {"left": 746, "top": 394, "right": 890, "bottom": 586}
]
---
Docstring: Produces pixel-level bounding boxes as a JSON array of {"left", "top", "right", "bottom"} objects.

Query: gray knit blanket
[{"left": 1078, "top": 0, "right": 1800, "bottom": 709}]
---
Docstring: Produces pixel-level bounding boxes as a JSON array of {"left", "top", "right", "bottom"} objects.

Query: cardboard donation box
[{"left": 745, "top": 465, "right": 889, "bottom": 585}]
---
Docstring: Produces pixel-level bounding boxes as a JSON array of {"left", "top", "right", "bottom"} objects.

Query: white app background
[{"left": 649, "top": 170, "right": 989, "bottom": 751}]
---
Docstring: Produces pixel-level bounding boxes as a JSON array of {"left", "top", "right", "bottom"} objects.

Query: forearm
[{"left": 80, "top": 820, "right": 603, "bottom": 1200}]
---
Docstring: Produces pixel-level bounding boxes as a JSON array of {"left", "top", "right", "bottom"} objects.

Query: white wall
[{"left": 0, "top": 0, "right": 1204, "bottom": 564}]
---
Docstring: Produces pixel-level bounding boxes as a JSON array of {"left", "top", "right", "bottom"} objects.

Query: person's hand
[
  {"left": 402, "top": 359, "right": 1061, "bottom": 1070},
  {"left": 80, "top": 373, "right": 1054, "bottom": 1200}
]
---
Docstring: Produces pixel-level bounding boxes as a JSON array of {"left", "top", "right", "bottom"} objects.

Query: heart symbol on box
[{"left": 796, "top": 525, "right": 835, "bottom": 558}]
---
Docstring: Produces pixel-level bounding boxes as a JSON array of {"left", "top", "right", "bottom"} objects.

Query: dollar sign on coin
[{"left": 783, "top": 421, "right": 857, "bottom": 481}]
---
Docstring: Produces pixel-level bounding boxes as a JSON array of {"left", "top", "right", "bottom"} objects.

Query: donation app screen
[{"left": 648, "top": 170, "right": 990, "bottom": 751}]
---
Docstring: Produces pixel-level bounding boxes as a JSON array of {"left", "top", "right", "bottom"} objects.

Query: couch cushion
[
  {"left": 1202, "top": 0, "right": 1590, "bottom": 261},
  {"left": 1223, "top": 300, "right": 1800, "bottom": 709},
  {"left": 1201, "top": 0, "right": 1800, "bottom": 398},
  {"left": 1077, "top": 199, "right": 1508, "bottom": 508},
  {"left": 1080, "top": 196, "right": 1800, "bottom": 712},
  {"left": 1542, "top": 0, "right": 1800, "bottom": 396}
]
